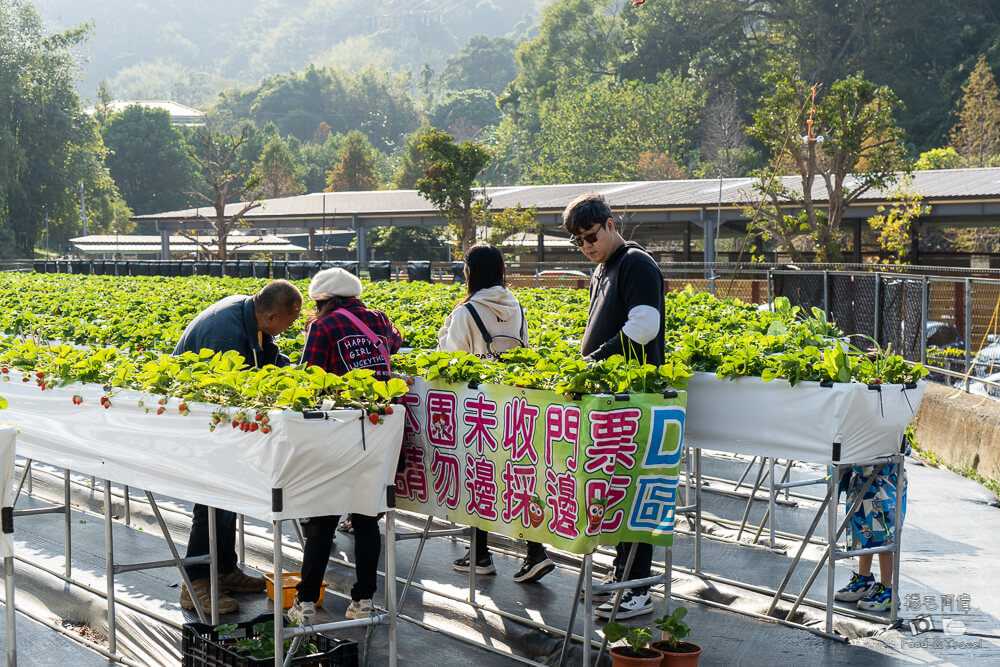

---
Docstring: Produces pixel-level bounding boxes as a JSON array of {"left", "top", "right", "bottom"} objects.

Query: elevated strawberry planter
[
  {"left": 684, "top": 372, "right": 925, "bottom": 463},
  {"left": 1, "top": 372, "right": 404, "bottom": 519}
]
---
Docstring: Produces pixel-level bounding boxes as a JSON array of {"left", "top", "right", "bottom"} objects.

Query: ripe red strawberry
[
  {"left": 21, "top": 377, "right": 28, "bottom": 383},
  {"left": 103, "top": 400, "right": 111, "bottom": 409},
  {"left": 158, "top": 397, "right": 168, "bottom": 405},
  {"left": 261, "top": 425, "right": 271, "bottom": 434},
  {"left": 35, "top": 372, "right": 44, "bottom": 379},
  {"left": 261, "top": 415, "right": 269, "bottom": 425},
  {"left": 368, "top": 413, "right": 379, "bottom": 425},
  {"left": 72, "top": 395, "right": 83, "bottom": 405},
  {"left": 249, "top": 422, "right": 259, "bottom": 432},
  {"left": 156, "top": 407, "right": 165, "bottom": 415},
  {"left": 1, "top": 367, "right": 7, "bottom": 374},
  {"left": 384, "top": 405, "right": 394, "bottom": 415},
  {"left": 232, "top": 420, "right": 239, "bottom": 428},
  {"left": 254, "top": 412, "right": 263, "bottom": 421},
  {"left": 405, "top": 378, "right": 414, "bottom": 386},
  {"left": 178, "top": 402, "right": 188, "bottom": 412}
]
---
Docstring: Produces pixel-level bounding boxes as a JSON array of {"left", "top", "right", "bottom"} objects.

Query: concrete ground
[{"left": 1, "top": 449, "right": 998, "bottom": 666}]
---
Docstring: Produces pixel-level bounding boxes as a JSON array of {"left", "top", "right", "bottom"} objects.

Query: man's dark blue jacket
[{"left": 173, "top": 294, "right": 289, "bottom": 368}]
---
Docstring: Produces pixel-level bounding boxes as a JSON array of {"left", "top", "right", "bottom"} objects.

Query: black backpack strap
[{"left": 464, "top": 303, "right": 497, "bottom": 355}]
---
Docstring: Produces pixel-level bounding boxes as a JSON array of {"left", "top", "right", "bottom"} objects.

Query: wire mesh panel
[
  {"left": 970, "top": 280, "right": 1000, "bottom": 354},
  {"left": 772, "top": 272, "right": 825, "bottom": 313},
  {"left": 878, "top": 277, "right": 923, "bottom": 359},
  {"left": 829, "top": 273, "right": 876, "bottom": 346},
  {"left": 902, "top": 279, "right": 924, "bottom": 360}
]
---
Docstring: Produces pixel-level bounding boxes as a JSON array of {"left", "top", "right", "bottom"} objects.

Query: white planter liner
[
  {"left": 684, "top": 372, "right": 925, "bottom": 463},
  {"left": 0, "top": 374, "right": 403, "bottom": 521}
]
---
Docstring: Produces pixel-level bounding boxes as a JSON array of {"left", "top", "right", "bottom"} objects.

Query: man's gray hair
[{"left": 255, "top": 280, "right": 302, "bottom": 315}]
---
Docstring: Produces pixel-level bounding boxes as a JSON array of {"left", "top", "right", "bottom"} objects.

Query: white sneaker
[
  {"left": 288, "top": 596, "right": 315, "bottom": 625},
  {"left": 345, "top": 598, "right": 374, "bottom": 619},
  {"left": 594, "top": 590, "right": 653, "bottom": 619}
]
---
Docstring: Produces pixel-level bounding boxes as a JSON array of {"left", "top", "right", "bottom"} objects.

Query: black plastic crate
[{"left": 182, "top": 614, "right": 358, "bottom": 667}]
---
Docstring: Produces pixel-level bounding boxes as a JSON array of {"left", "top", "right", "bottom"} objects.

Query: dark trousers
[
  {"left": 185, "top": 504, "right": 238, "bottom": 580},
  {"left": 474, "top": 528, "right": 547, "bottom": 562},
  {"left": 298, "top": 513, "right": 380, "bottom": 604},
  {"left": 614, "top": 541, "right": 652, "bottom": 594}
]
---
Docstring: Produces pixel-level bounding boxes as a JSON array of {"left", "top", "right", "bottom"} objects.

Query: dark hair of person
[
  {"left": 305, "top": 297, "right": 345, "bottom": 328},
  {"left": 255, "top": 280, "right": 302, "bottom": 316},
  {"left": 562, "top": 192, "right": 613, "bottom": 235},
  {"left": 462, "top": 243, "right": 506, "bottom": 303}
]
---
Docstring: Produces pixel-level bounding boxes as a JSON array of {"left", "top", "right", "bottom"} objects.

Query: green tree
[
  {"left": 914, "top": 147, "right": 964, "bottom": 171},
  {"left": 94, "top": 79, "right": 114, "bottom": 125},
  {"left": 252, "top": 135, "right": 305, "bottom": 199},
  {"left": 482, "top": 203, "right": 539, "bottom": 248},
  {"left": 300, "top": 132, "right": 343, "bottom": 193},
  {"left": 746, "top": 65, "right": 910, "bottom": 262},
  {"left": 415, "top": 131, "right": 491, "bottom": 253},
  {"left": 326, "top": 130, "right": 378, "bottom": 192},
  {"left": 101, "top": 105, "right": 199, "bottom": 215},
  {"left": 948, "top": 54, "right": 1000, "bottom": 168},
  {"left": 0, "top": 0, "right": 122, "bottom": 257},
  {"left": 429, "top": 90, "right": 501, "bottom": 141},
  {"left": 867, "top": 178, "right": 931, "bottom": 265},
  {"left": 439, "top": 35, "right": 518, "bottom": 95},
  {"left": 184, "top": 126, "right": 263, "bottom": 263},
  {"left": 363, "top": 226, "right": 448, "bottom": 262},
  {"left": 527, "top": 73, "right": 703, "bottom": 184},
  {"left": 394, "top": 124, "right": 436, "bottom": 189},
  {"left": 212, "top": 64, "right": 418, "bottom": 152},
  {"left": 496, "top": 82, "right": 526, "bottom": 183}
]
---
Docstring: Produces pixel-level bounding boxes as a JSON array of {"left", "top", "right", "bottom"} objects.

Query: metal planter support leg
[
  {"left": 4, "top": 557, "right": 15, "bottom": 666},
  {"left": 64, "top": 470, "right": 72, "bottom": 578},
  {"left": 273, "top": 519, "right": 284, "bottom": 667},
  {"left": 208, "top": 507, "right": 219, "bottom": 625},
  {"left": 103, "top": 480, "right": 117, "bottom": 654},
  {"left": 385, "top": 510, "right": 398, "bottom": 667}
]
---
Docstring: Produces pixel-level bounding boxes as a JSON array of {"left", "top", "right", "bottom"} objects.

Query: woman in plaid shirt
[{"left": 291, "top": 268, "right": 402, "bottom": 625}]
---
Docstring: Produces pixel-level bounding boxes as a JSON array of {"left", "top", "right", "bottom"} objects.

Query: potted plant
[
  {"left": 651, "top": 607, "right": 702, "bottom": 666},
  {"left": 602, "top": 621, "right": 663, "bottom": 666}
]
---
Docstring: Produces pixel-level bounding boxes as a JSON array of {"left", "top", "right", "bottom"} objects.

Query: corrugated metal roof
[{"left": 132, "top": 167, "right": 1000, "bottom": 223}]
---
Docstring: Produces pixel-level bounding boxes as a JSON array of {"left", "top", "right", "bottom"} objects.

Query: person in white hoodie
[{"left": 438, "top": 243, "right": 556, "bottom": 583}]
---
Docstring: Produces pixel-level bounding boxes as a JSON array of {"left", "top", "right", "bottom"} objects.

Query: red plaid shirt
[{"left": 300, "top": 298, "right": 402, "bottom": 380}]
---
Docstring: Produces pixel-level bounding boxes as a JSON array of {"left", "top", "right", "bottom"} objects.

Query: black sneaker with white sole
[
  {"left": 513, "top": 557, "right": 555, "bottom": 583},
  {"left": 452, "top": 552, "right": 496, "bottom": 575},
  {"left": 594, "top": 590, "right": 653, "bottom": 619}
]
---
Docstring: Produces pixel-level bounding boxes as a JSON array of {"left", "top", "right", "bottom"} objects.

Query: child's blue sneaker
[
  {"left": 834, "top": 571, "right": 875, "bottom": 602},
  {"left": 858, "top": 582, "right": 893, "bottom": 611}
]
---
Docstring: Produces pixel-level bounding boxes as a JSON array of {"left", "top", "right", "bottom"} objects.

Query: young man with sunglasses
[{"left": 563, "top": 192, "right": 665, "bottom": 620}]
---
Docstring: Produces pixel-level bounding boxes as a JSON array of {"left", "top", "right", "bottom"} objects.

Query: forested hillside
[
  {"left": 6, "top": 0, "right": 1000, "bottom": 259},
  {"left": 32, "top": 0, "right": 543, "bottom": 105}
]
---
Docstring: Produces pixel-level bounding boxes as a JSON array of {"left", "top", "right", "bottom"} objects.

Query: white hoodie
[{"left": 437, "top": 285, "right": 528, "bottom": 358}]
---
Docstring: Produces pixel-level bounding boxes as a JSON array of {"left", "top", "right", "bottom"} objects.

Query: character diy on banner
[{"left": 395, "top": 379, "right": 686, "bottom": 554}]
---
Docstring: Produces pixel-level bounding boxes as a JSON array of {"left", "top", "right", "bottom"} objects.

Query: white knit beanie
[{"left": 308, "top": 267, "right": 363, "bottom": 300}]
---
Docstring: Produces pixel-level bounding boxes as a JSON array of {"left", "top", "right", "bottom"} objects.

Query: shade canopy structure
[{"left": 131, "top": 168, "right": 1000, "bottom": 264}]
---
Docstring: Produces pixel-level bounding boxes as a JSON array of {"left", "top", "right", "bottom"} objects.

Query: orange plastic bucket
[{"left": 262, "top": 571, "right": 325, "bottom": 609}]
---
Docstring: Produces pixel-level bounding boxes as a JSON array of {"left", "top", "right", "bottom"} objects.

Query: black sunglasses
[{"left": 570, "top": 225, "right": 604, "bottom": 247}]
